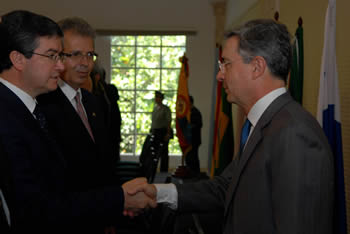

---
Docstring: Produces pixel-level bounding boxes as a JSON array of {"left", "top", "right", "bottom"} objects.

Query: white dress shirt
[{"left": 154, "top": 87, "right": 287, "bottom": 209}]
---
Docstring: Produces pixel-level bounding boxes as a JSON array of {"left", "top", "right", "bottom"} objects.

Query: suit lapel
[
  {"left": 0, "top": 84, "right": 66, "bottom": 166},
  {"left": 224, "top": 93, "right": 294, "bottom": 216},
  {"left": 57, "top": 88, "right": 96, "bottom": 144},
  {"left": 0, "top": 83, "right": 45, "bottom": 135}
]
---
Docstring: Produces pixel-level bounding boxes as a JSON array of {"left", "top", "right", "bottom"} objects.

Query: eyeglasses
[
  {"left": 31, "top": 52, "right": 64, "bottom": 62},
  {"left": 218, "top": 60, "right": 232, "bottom": 74},
  {"left": 61, "top": 51, "right": 98, "bottom": 62}
]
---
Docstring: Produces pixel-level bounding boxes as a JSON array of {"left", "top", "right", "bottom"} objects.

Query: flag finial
[{"left": 298, "top": 17, "right": 303, "bottom": 26}]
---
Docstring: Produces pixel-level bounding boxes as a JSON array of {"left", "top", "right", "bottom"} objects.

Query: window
[{"left": 110, "top": 35, "right": 186, "bottom": 156}]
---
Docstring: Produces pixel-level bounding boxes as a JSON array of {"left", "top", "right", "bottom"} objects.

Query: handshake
[{"left": 121, "top": 177, "right": 157, "bottom": 217}]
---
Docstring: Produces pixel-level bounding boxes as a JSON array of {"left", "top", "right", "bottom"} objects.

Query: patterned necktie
[
  {"left": 239, "top": 118, "right": 252, "bottom": 154},
  {"left": 75, "top": 92, "right": 95, "bottom": 142},
  {"left": 33, "top": 105, "right": 48, "bottom": 133}
]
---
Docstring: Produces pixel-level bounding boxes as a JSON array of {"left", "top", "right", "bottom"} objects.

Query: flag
[
  {"left": 210, "top": 47, "right": 234, "bottom": 177},
  {"left": 317, "top": 0, "right": 346, "bottom": 233},
  {"left": 208, "top": 45, "right": 220, "bottom": 171},
  {"left": 176, "top": 54, "right": 192, "bottom": 164},
  {"left": 289, "top": 20, "right": 304, "bottom": 104}
]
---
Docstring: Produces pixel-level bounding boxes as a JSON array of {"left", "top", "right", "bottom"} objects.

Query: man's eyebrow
[{"left": 45, "top": 49, "right": 60, "bottom": 54}]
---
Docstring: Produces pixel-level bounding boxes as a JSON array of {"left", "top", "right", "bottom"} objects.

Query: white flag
[{"left": 317, "top": 0, "right": 346, "bottom": 233}]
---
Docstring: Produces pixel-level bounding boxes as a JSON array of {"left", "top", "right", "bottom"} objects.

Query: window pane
[
  {"left": 169, "top": 138, "right": 181, "bottom": 155},
  {"left": 136, "top": 69, "right": 160, "bottom": 90},
  {"left": 161, "top": 69, "right": 180, "bottom": 90},
  {"left": 121, "top": 112, "right": 135, "bottom": 134},
  {"left": 119, "top": 91, "right": 135, "bottom": 112},
  {"left": 162, "top": 47, "right": 185, "bottom": 68},
  {"left": 111, "top": 36, "right": 135, "bottom": 45},
  {"left": 135, "top": 134, "right": 148, "bottom": 155},
  {"left": 162, "top": 36, "right": 186, "bottom": 46},
  {"left": 137, "top": 36, "right": 161, "bottom": 46},
  {"left": 136, "top": 91, "right": 154, "bottom": 112},
  {"left": 120, "top": 134, "right": 134, "bottom": 154},
  {"left": 111, "top": 46, "right": 135, "bottom": 67},
  {"left": 111, "top": 68, "right": 135, "bottom": 90},
  {"left": 137, "top": 47, "right": 160, "bottom": 68},
  {"left": 136, "top": 113, "right": 152, "bottom": 134}
]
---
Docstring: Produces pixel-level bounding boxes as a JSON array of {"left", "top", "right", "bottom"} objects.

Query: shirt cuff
[{"left": 154, "top": 183, "right": 178, "bottom": 210}]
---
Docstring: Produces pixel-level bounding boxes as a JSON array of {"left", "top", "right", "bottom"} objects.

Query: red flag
[{"left": 176, "top": 54, "right": 192, "bottom": 164}]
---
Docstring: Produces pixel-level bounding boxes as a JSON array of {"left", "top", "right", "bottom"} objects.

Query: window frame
[{"left": 109, "top": 34, "right": 187, "bottom": 157}]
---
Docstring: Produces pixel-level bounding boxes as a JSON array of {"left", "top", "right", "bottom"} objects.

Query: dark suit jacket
[
  {"left": 0, "top": 83, "right": 124, "bottom": 234},
  {"left": 190, "top": 105, "right": 202, "bottom": 147},
  {"left": 177, "top": 93, "right": 334, "bottom": 234},
  {"left": 93, "top": 82, "right": 122, "bottom": 160},
  {"left": 37, "top": 87, "right": 118, "bottom": 191}
]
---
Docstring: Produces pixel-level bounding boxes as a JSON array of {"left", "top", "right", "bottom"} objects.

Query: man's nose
[
  {"left": 216, "top": 70, "right": 224, "bottom": 82},
  {"left": 56, "top": 59, "right": 65, "bottom": 72}
]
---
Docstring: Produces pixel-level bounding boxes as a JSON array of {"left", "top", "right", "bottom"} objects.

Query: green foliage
[{"left": 111, "top": 35, "right": 185, "bottom": 156}]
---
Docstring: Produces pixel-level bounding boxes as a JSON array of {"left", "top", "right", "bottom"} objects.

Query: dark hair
[
  {"left": 189, "top": 95, "right": 194, "bottom": 104},
  {"left": 225, "top": 19, "right": 292, "bottom": 82},
  {"left": 0, "top": 10, "right": 63, "bottom": 73},
  {"left": 155, "top": 91, "right": 164, "bottom": 99},
  {"left": 58, "top": 17, "right": 95, "bottom": 38}
]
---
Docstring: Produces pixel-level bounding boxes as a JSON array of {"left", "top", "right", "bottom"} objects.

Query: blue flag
[{"left": 317, "top": 0, "right": 346, "bottom": 233}]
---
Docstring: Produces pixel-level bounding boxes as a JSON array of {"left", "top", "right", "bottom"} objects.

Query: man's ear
[
  {"left": 251, "top": 56, "right": 266, "bottom": 79},
  {"left": 9, "top": 51, "right": 27, "bottom": 71}
]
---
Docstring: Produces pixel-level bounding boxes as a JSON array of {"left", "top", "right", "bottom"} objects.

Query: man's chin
[{"left": 47, "top": 80, "right": 59, "bottom": 92}]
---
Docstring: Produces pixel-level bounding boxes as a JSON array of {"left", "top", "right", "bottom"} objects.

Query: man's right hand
[
  {"left": 122, "top": 180, "right": 157, "bottom": 217},
  {"left": 122, "top": 178, "right": 157, "bottom": 217}
]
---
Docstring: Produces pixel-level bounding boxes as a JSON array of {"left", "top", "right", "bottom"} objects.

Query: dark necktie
[
  {"left": 33, "top": 105, "right": 48, "bottom": 132},
  {"left": 239, "top": 118, "right": 252, "bottom": 154}
]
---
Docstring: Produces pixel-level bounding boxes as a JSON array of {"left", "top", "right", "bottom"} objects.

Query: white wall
[{"left": 1, "top": 0, "right": 216, "bottom": 171}]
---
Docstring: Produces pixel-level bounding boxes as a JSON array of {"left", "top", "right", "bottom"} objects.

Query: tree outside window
[{"left": 110, "top": 35, "right": 186, "bottom": 156}]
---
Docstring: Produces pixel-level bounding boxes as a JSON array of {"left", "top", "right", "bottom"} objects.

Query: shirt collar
[
  {"left": 0, "top": 77, "right": 37, "bottom": 114},
  {"left": 59, "top": 79, "right": 81, "bottom": 101},
  {"left": 247, "top": 87, "right": 286, "bottom": 127}
]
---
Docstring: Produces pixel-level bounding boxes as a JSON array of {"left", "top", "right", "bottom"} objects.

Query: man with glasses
[
  {"left": 36, "top": 16, "right": 130, "bottom": 233},
  {"left": 37, "top": 16, "right": 119, "bottom": 189},
  {"left": 0, "top": 10, "right": 155, "bottom": 234},
  {"left": 128, "top": 19, "right": 334, "bottom": 234}
]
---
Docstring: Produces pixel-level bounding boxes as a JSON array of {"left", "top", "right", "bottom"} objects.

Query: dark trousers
[
  {"left": 151, "top": 128, "right": 169, "bottom": 172},
  {"left": 185, "top": 145, "right": 200, "bottom": 173}
]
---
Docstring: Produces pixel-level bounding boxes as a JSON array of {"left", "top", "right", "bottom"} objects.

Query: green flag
[
  {"left": 210, "top": 47, "right": 234, "bottom": 177},
  {"left": 289, "top": 23, "right": 304, "bottom": 104}
]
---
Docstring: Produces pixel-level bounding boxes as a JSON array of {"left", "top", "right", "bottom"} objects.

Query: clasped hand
[{"left": 122, "top": 177, "right": 157, "bottom": 217}]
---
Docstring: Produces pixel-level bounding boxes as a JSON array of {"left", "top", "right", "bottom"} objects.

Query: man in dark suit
[
  {"left": 90, "top": 63, "right": 122, "bottom": 162},
  {"left": 37, "top": 17, "right": 118, "bottom": 191},
  {"left": 185, "top": 95, "right": 203, "bottom": 174},
  {"left": 0, "top": 10, "right": 155, "bottom": 234},
  {"left": 128, "top": 19, "right": 334, "bottom": 234}
]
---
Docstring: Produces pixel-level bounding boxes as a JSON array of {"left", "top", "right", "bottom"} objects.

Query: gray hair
[
  {"left": 58, "top": 17, "right": 95, "bottom": 38},
  {"left": 225, "top": 19, "right": 292, "bottom": 82}
]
